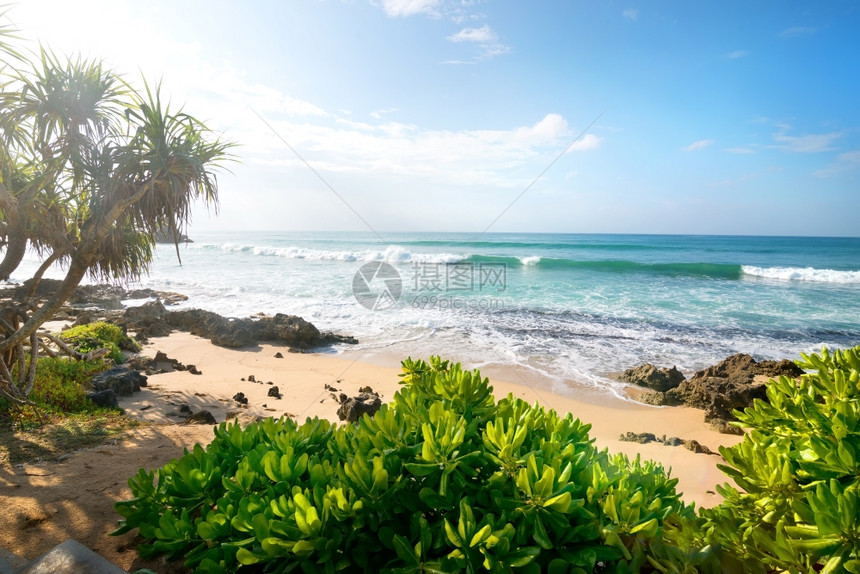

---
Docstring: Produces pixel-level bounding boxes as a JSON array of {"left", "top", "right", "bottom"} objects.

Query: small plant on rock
[{"left": 59, "top": 321, "right": 139, "bottom": 364}]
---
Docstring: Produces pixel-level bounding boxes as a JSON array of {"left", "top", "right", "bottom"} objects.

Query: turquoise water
[{"left": 13, "top": 232, "right": 860, "bottom": 396}]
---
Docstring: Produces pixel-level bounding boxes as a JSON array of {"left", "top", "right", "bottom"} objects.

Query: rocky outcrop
[
  {"left": 86, "top": 389, "right": 118, "bottom": 408},
  {"left": 120, "top": 300, "right": 172, "bottom": 338},
  {"left": 124, "top": 288, "right": 189, "bottom": 305},
  {"left": 638, "top": 353, "right": 806, "bottom": 432},
  {"left": 617, "top": 363, "right": 685, "bottom": 392},
  {"left": 126, "top": 350, "right": 200, "bottom": 375},
  {"left": 20, "top": 280, "right": 355, "bottom": 351},
  {"left": 186, "top": 410, "right": 216, "bottom": 425},
  {"left": 89, "top": 366, "right": 147, "bottom": 397},
  {"left": 619, "top": 432, "right": 716, "bottom": 455},
  {"left": 13, "top": 279, "right": 124, "bottom": 310},
  {"left": 332, "top": 386, "right": 382, "bottom": 423},
  {"left": 118, "top": 303, "right": 358, "bottom": 350}
]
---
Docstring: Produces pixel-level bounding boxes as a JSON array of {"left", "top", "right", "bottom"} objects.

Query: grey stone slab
[
  {"left": 17, "top": 540, "right": 127, "bottom": 574},
  {"left": 0, "top": 547, "right": 27, "bottom": 573}
]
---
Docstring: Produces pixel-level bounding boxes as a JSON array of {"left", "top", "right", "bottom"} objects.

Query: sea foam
[
  {"left": 204, "top": 243, "right": 466, "bottom": 264},
  {"left": 742, "top": 265, "right": 860, "bottom": 284}
]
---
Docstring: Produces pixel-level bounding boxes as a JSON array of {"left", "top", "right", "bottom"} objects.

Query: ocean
[{"left": 13, "top": 232, "right": 860, "bottom": 398}]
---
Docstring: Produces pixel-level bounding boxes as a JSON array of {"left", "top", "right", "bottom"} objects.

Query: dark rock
[
  {"left": 324, "top": 384, "right": 338, "bottom": 392},
  {"left": 86, "top": 389, "right": 118, "bottom": 408},
  {"left": 320, "top": 332, "right": 359, "bottom": 345},
  {"left": 274, "top": 352, "right": 284, "bottom": 358},
  {"left": 618, "top": 363, "right": 685, "bottom": 392},
  {"left": 248, "top": 375, "right": 256, "bottom": 383},
  {"left": 755, "top": 359, "right": 805, "bottom": 379},
  {"left": 125, "top": 355, "right": 165, "bottom": 375},
  {"left": 334, "top": 389, "right": 382, "bottom": 423},
  {"left": 619, "top": 431, "right": 717, "bottom": 455},
  {"left": 13, "top": 280, "right": 123, "bottom": 311},
  {"left": 69, "top": 284, "right": 125, "bottom": 310},
  {"left": 166, "top": 309, "right": 257, "bottom": 347},
  {"left": 188, "top": 364, "right": 201, "bottom": 375},
  {"left": 119, "top": 300, "right": 171, "bottom": 338},
  {"left": 179, "top": 404, "right": 192, "bottom": 414},
  {"left": 692, "top": 353, "right": 757, "bottom": 385},
  {"left": 233, "top": 392, "right": 249, "bottom": 405},
  {"left": 358, "top": 385, "right": 375, "bottom": 394},
  {"left": 267, "top": 386, "right": 281, "bottom": 398},
  {"left": 13, "top": 278, "right": 63, "bottom": 299},
  {"left": 186, "top": 410, "right": 216, "bottom": 425},
  {"left": 637, "top": 391, "right": 674, "bottom": 406},
  {"left": 90, "top": 366, "right": 147, "bottom": 397},
  {"left": 124, "top": 306, "right": 357, "bottom": 350},
  {"left": 619, "top": 432, "right": 657, "bottom": 444},
  {"left": 124, "top": 288, "right": 188, "bottom": 305},
  {"left": 662, "top": 354, "right": 774, "bottom": 424},
  {"left": 684, "top": 440, "right": 714, "bottom": 455},
  {"left": 710, "top": 418, "right": 744, "bottom": 435}
]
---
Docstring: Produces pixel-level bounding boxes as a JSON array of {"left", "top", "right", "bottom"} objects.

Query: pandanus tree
[{"left": 0, "top": 18, "right": 231, "bottom": 406}]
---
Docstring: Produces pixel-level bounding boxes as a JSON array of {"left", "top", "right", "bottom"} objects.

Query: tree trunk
[
  {"left": 0, "top": 247, "right": 91, "bottom": 352},
  {"left": 0, "top": 184, "right": 27, "bottom": 281},
  {"left": 26, "top": 251, "right": 61, "bottom": 297}
]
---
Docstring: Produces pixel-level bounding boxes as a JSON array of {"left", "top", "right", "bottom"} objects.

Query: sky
[{"left": 7, "top": 1, "right": 860, "bottom": 236}]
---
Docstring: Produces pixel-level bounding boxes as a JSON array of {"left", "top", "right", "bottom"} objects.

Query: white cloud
[
  {"left": 370, "top": 108, "right": 399, "bottom": 120},
  {"left": 445, "top": 24, "right": 510, "bottom": 63},
  {"left": 772, "top": 125, "right": 841, "bottom": 153},
  {"left": 780, "top": 26, "right": 818, "bottom": 38},
  {"left": 253, "top": 113, "right": 596, "bottom": 187},
  {"left": 447, "top": 24, "right": 497, "bottom": 43},
  {"left": 379, "top": 0, "right": 442, "bottom": 17},
  {"left": 815, "top": 150, "right": 860, "bottom": 178},
  {"left": 622, "top": 9, "right": 639, "bottom": 21},
  {"left": 727, "top": 50, "right": 750, "bottom": 59},
  {"left": 684, "top": 139, "right": 714, "bottom": 152}
]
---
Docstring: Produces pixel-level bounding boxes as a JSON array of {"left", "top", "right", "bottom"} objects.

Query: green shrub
[
  {"left": 114, "top": 357, "right": 700, "bottom": 573},
  {"left": 701, "top": 346, "right": 860, "bottom": 573},
  {"left": 60, "top": 321, "right": 139, "bottom": 363},
  {"left": 0, "top": 357, "right": 113, "bottom": 424}
]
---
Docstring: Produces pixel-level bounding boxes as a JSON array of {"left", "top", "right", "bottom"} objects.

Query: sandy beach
[{"left": 1, "top": 332, "right": 744, "bottom": 571}]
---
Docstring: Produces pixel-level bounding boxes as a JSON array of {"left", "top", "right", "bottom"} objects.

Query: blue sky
[{"left": 10, "top": 1, "right": 860, "bottom": 236}]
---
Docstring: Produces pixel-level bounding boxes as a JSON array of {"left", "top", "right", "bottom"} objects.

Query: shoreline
[{"left": 121, "top": 332, "right": 743, "bottom": 509}]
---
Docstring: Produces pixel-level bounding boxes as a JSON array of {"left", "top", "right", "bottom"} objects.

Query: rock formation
[
  {"left": 629, "top": 353, "right": 805, "bottom": 434},
  {"left": 617, "top": 363, "right": 685, "bottom": 392}
]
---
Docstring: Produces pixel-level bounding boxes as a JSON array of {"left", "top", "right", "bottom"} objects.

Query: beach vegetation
[
  {"left": 0, "top": 12, "right": 231, "bottom": 407},
  {"left": 0, "top": 353, "right": 139, "bottom": 464},
  {"left": 0, "top": 356, "right": 110, "bottom": 424},
  {"left": 114, "top": 356, "right": 704, "bottom": 573},
  {"left": 115, "top": 347, "right": 860, "bottom": 572},
  {"left": 58, "top": 321, "right": 140, "bottom": 364},
  {"left": 700, "top": 345, "right": 860, "bottom": 573}
]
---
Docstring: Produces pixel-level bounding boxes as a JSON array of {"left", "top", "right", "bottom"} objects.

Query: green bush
[
  {"left": 0, "top": 357, "right": 113, "bottom": 424},
  {"left": 115, "top": 348, "right": 860, "bottom": 573},
  {"left": 60, "top": 321, "right": 139, "bottom": 364},
  {"left": 701, "top": 346, "right": 860, "bottom": 573},
  {"left": 114, "top": 357, "right": 699, "bottom": 573}
]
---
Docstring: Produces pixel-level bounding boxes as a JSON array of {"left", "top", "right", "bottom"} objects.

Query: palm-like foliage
[{"left": 0, "top": 17, "right": 232, "bottom": 405}]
